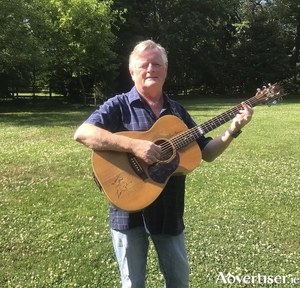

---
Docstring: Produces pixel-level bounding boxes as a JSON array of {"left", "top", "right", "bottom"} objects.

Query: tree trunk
[
  {"left": 290, "top": 9, "right": 300, "bottom": 83},
  {"left": 78, "top": 71, "right": 87, "bottom": 107}
]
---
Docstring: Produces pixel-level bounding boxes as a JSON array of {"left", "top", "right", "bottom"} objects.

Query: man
[{"left": 74, "top": 39, "right": 253, "bottom": 288}]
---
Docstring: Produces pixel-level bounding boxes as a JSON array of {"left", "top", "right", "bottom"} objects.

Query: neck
[
  {"left": 138, "top": 89, "right": 164, "bottom": 106},
  {"left": 147, "top": 98, "right": 161, "bottom": 106}
]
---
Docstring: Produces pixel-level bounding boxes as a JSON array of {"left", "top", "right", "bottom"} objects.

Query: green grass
[{"left": 0, "top": 96, "right": 299, "bottom": 287}]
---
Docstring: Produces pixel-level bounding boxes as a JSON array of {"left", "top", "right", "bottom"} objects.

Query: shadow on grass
[
  {"left": 0, "top": 99, "right": 96, "bottom": 127},
  {"left": 1, "top": 94, "right": 297, "bottom": 127}
]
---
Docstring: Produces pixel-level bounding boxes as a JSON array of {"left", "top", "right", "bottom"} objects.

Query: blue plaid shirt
[{"left": 85, "top": 86, "right": 212, "bottom": 235}]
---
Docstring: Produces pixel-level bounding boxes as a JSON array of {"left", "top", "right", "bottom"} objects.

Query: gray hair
[{"left": 129, "top": 40, "right": 168, "bottom": 71}]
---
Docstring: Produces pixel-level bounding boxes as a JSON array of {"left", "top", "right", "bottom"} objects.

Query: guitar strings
[
  {"left": 158, "top": 85, "right": 280, "bottom": 159},
  {"left": 159, "top": 82, "right": 282, "bottom": 159},
  {"left": 158, "top": 96, "right": 261, "bottom": 160}
]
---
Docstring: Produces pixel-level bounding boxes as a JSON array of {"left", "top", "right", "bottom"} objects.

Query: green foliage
[
  {"left": 232, "top": 16, "right": 291, "bottom": 90},
  {"left": 111, "top": 0, "right": 299, "bottom": 94},
  {"left": 0, "top": 97, "right": 299, "bottom": 287},
  {"left": 46, "top": 0, "right": 116, "bottom": 71},
  {"left": 0, "top": 0, "right": 47, "bottom": 81},
  {"left": 1, "top": 0, "right": 300, "bottom": 98},
  {"left": 0, "top": 0, "right": 119, "bottom": 100}
]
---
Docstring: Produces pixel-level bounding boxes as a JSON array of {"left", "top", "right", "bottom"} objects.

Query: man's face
[{"left": 130, "top": 48, "right": 168, "bottom": 95}]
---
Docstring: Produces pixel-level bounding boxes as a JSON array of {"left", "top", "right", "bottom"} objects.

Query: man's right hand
[{"left": 131, "top": 139, "right": 161, "bottom": 164}]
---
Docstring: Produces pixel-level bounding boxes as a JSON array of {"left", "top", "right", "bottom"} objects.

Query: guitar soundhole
[{"left": 155, "top": 140, "right": 175, "bottom": 161}]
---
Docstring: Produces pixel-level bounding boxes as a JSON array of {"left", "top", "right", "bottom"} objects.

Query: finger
[
  {"left": 149, "top": 156, "right": 157, "bottom": 164},
  {"left": 153, "top": 144, "right": 162, "bottom": 154},
  {"left": 154, "top": 150, "right": 161, "bottom": 159},
  {"left": 242, "top": 102, "right": 254, "bottom": 114}
]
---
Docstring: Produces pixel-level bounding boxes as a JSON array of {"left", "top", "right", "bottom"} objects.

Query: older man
[{"left": 74, "top": 39, "right": 253, "bottom": 288}]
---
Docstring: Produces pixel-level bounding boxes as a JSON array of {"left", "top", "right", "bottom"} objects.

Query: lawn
[{"left": 0, "top": 95, "right": 299, "bottom": 287}]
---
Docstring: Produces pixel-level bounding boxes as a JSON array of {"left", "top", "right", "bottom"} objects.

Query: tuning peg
[
  {"left": 262, "top": 85, "right": 266, "bottom": 90},
  {"left": 257, "top": 88, "right": 261, "bottom": 92},
  {"left": 268, "top": 83, "right": 271, "bottom": 87}
]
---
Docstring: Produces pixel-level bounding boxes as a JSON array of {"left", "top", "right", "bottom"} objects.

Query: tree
[
  {"left": 267, "top": 0, "right": 300, "bottom": 85},
  {"left": 232, "top": 0, "right": 292, "bottom": 92},
  {"left": 0, "top": 0, "right": 119, "bottom": 104},
  {"left": 40, "top": 0, "right": 119, "bottom": 104},
  {"left": 0, "top": 0, "right": 48, "bottom": 96},
  {"left": 2, "top": 0, "right": 298, "bottom": 101},
  {"left": 111, "top": 0, "right": 155, "bottom": 92},
  {"left": 149, "top": 0, "right": 241, "bottom": 94},
  {"left": 112, "top": 0, "right": 241, "bottom": 95}
]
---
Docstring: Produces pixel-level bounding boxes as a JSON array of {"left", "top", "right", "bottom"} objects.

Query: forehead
[{"left": 136, "top": 48, "right": 164, "bottom": 63}]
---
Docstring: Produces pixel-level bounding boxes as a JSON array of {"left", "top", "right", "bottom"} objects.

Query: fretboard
[{"left": 170, "top": 96, "right": 260, "bottom": 150}]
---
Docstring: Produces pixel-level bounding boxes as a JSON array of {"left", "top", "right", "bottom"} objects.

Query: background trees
[
  {"left": 0, "top": 0, "right": 299, "bottom": 103},
  {"left": 1, "top": 0, "right": 118, "bottom": 102}
]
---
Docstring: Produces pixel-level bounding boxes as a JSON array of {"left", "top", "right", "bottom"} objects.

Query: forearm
[
  {"left": 74, "top": 123, "right": 161, "bottom": 164},
  {"left": 202, "top": 101, "right": 253, "bottom": 162},
  {"left": 201, "top": 129, "right": 236, "bottom": 162},
  {"left": 74, "top": 123, "right": 134, "bottom": 152}
]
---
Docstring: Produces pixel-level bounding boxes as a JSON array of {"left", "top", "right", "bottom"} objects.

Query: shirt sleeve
[{"left": 84, "top": 97, "right": 123, "bottom": 133}]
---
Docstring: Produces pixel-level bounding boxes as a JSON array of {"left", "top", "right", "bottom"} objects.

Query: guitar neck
[
  {"left": 172, "top": 95, "right": 261, "bottom": 150},
  {"left": 198, "top": 96, "right": 261, "bottom": 134}
]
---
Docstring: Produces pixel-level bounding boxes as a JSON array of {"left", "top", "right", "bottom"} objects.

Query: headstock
[{"left": 255, "top": 83, "right": 284, "bottom": 105}]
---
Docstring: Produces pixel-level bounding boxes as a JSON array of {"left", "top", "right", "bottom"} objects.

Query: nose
[{"left": 147, "top": 63, "right": 155, "bottom": 72}]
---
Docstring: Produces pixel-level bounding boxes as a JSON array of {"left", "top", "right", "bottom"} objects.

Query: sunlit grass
[{"left": 0, "top": 97, "right": 299, "bottom": 287}]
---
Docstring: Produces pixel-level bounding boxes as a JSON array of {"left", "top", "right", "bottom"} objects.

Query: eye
[{"left": 137, "top": 62, "right": 149, "bottom": 69}]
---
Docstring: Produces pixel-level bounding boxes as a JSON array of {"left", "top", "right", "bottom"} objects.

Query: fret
[{"left": 172, "top": 128, "right": 201, "bottom": 150}]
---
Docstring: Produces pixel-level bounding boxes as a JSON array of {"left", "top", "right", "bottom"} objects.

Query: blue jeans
[{"left": 111, "top": 227, "right": 190, "bottom": 288}]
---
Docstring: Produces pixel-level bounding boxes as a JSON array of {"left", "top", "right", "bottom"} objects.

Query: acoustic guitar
[{"left": 92, "top": 83, "right": 284, "bottom": 212}]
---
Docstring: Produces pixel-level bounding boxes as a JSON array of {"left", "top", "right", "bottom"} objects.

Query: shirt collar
[
  {"left": 127, "top": 86, "right": 142, "bottom": 104},
  {"left": 128, "top": 86, "right": 169, "bottom": 108}
]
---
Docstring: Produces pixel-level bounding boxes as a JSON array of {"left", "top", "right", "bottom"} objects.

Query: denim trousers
[{"left": 111, "top": 227, "right": 190, "bottom": 288}]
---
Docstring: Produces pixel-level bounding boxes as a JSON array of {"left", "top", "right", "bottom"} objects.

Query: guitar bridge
[{"left": 127, "top": 153, "right": 148, "bottom": 181}]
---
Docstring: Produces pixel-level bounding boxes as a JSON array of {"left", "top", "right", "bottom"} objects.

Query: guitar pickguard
[{"left": 148, "top": 153, "right": 180, "bottom": 184}]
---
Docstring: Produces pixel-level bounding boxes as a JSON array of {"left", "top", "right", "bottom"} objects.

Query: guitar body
[{"left": 92, "top": 115, "right": 202, "bottom": 212}]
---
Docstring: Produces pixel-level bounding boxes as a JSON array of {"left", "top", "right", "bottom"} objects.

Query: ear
[{"left": 129, "top": 69, "right": 135, "bottom": 82}]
